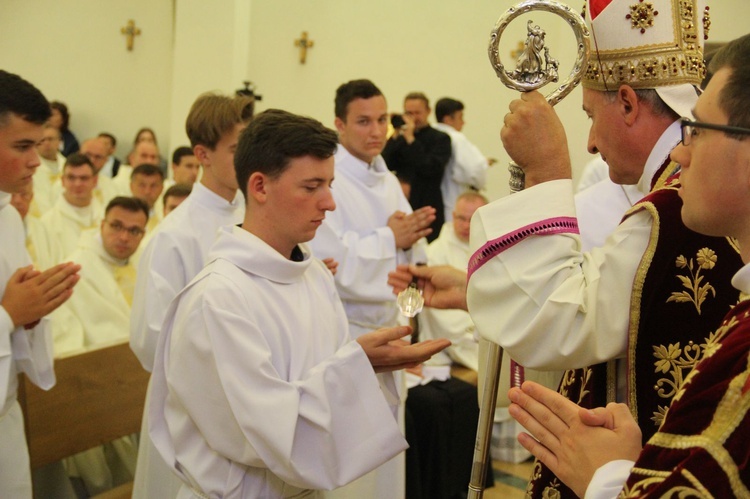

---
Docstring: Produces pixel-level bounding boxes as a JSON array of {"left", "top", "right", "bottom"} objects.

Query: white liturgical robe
[
  {"left": 130, "top": 182, "right": 244, "bottom": 499},
  {"left": 93, "top": 173, "right": 127, "bottom": 208},
  {"left": 309, "top": 145, "right": 424, "bottom": 499},
  {"left": 31, "top": 153, "right": 64, "bottom": 216},
  {"left": 56, "top": 230, "right": 135, "bottom": 355},
  {"left": 130, "top": 182, "right": 244, "bottom": 371},
  {"left": 433, "top": 123, "right": 488, "bottom": 223},
  {"left": 38, "top": 197, "right": 103, "bottom": 267},
  {"left": 310, "top": 145, "right": 426, "bottom": 337},
  {"left": 149, "top": 226, "right": 407, "bottom": 498},
  {"left": 466, "top": 121, "right": 680, "bottom": 371},
  {"left": 575, "top": 178, "right": 642, "bottom": 252},
  {"left": 0, "top": 192, "right": 56, "bottom": 497}
]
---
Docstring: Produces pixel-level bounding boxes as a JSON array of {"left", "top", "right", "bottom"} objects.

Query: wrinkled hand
[
  {"left": 387, "top": 264, "right": 467, "bottom": 311},
  {"left": 322, "top": 258, "right": 339, "bottom": 276},
  {"left": 387, "top": 206, "right": 436, "bottom": 249},
  {"left": 501, "top": 91, "right": 571, "bottom": 187},
  {"left": 357, "top": 326, "right": 451, "bottom": 373},
  {"left": 1, "top": 263, "right": 81, "bottom": 329},
  {"left": 508, "top": 381, "right": 642, "bottom": 497}
]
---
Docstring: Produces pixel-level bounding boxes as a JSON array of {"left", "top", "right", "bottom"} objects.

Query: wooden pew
[{"left": 18, "top": 341, "right": 150, "bottom": 498}]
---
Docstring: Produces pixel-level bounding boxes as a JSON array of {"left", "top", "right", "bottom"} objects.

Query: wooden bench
[{"left": 18, "top": 341, "right": 150, "bottom": 498}]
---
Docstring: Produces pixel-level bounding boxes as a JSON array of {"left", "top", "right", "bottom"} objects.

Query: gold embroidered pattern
[
  {"left": 651, "top": 340, "right": 703, "bottom": 426},
  {"left": 558, "top": 368, "right": 592, "bottom": 404},
  {"left": 666, "top": 248, "right": 717, "bottom": 314},
  {"left": 626, "top": 1, "right": 659, "bottom": 34},
  {"left": 651, "top": 314, "right": 737, "bottom": 427},
  {"left": 584, "top": 1, "right": 706, "bottom": 90}
]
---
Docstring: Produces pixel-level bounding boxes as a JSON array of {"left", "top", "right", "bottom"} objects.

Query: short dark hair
[
  {"left": 172, "top": 146, "right": 195, "bottom": 165},
  {"left": 234, "top": 109, "right": 338, "bottom": 199},
  {"left": 186, "top": 93, "right": 255, "bottom": 149},
  {"left": 404, "top": 92, "right": 429, "bottom": 108},
  {"left": 98, "top": 132, "right": 117, "bottom": 148},
  {"left": 435, "top": 98, "right": 464, "bottom": 123},
  {"left": 49, "top": 101, "right": 70, "bottom": 130},
  {"left": 0, "top": 71, "right": 51, "bottom": 127},
  {"left": 131, "top": 163, "right": 165, "bottom": 181},
  {"left": 163, "top": 183, "right": 192, "bottom": 203},
  {"left": 105, "top": 196, "right": 150, "bottom": 221},
  {"left": 334, "top": 79, "right": 384, "bottom": 120},
  {"left": 708, "top": 33, "right": 750, "bottom": 134},
  {"left": 64, "top": 153, "right": 95, "bottom": 174}
]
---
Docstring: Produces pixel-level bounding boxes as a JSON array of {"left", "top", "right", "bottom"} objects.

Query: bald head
[
  {"left": 80, "top": 137, "right": 110, "bottom": 173},
  {"left": 453, "top": 191, "right": 488, "bottom": 243}
]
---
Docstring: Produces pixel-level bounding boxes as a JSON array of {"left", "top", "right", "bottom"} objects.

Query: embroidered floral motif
[
  {"left": 558, "top": 368, "right": 592, "bottom": 404},
  {"left": 542, "top": 479, "right": 562, "bottom": 499},
  {"left": 650, "top": 317, "right": 733, "bottom": 427},
  {"left": 666, "top": 248, "right": 717, "bottom": 314},
  {"left": 651, "top": 340, "right": 703, "bottom": 426},
  {"left": 626, "top": 1, "right": 659, "bottom": 34}
]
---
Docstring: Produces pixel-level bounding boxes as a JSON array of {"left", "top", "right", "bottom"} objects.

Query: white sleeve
[
  {"left": 584, "top": 460, "right": 634, "bottom": 499},
  {"left": 0, "top": 306, "right": 15, "bottom": 403},
  {"left": 10, "top": 318, "right": 55, "bottom": 391},
  {"left": 451, "top": 134, "right": 489, "bottom": 190},
  {"left": 130, "top": 231, "right": 192, "bottom": 372},
  {"left": 168, "top": 281, "right": 407, "bottom": 490},
  {"left": 467, "top": 179, "right": 651, "bottom": 371}
]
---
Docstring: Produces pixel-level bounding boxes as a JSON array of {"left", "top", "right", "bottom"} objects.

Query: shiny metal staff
[{"left": 468, "top": 2, "right": 589, "bottom": 497}]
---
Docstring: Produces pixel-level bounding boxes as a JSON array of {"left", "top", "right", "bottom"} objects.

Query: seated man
[
  {"left": 154, "top": 146, "right": 199, "bottom": 218},
  {"left": 508, "top": 33, "right": 750, "bottom": 498},
  {"left": 162, "top": 183, "right": 191, "bottom": 217},
  {"left": 115, "top": 140, "right": 160, "bottom": 185},
  {"left": 149, "top": 109, "right": 450, "bottom": 498},
  {"left": 32, "top": 123, "right": 65, "bottom": 215},
  {"left": 419, "top": 191, "right": 487, "bottom": 371},
  {"left": 80, "top": 137, "right": 125, "bottom": 206},
  {"left": 97, "top": 132, "right": 121, "bottom": 178},
  {"left": 55, "top": 196, "right": 148, "bottom": 495},
  {"left": 58, "top": 196, "right": 148, "bottom": 354},
  {"left": 128, "top": 163, "right": 164, "bottom": 233},
  {"left": 38, "top": 153, "right": 102, "bottom": 267}
]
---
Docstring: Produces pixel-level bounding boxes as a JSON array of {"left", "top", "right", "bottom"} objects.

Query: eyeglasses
[
  {"left": 105, "top": 220, "right": 145, "bottom": 238},
  {"left": 680, "top": 118, "right": 750, "bottom": 147}
]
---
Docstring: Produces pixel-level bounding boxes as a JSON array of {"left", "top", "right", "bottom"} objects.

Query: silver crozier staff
[{"left": 468, "top": 2, "right": 589, "bottom": 497}]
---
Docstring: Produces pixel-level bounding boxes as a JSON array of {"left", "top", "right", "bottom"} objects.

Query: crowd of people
[{"left": 2, "top": 0, "right": 749, "bottom": 498}]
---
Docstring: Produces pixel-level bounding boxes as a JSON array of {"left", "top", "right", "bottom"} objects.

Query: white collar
[{"left": 636, "top": 119, "right": 681, "bottom": 196}]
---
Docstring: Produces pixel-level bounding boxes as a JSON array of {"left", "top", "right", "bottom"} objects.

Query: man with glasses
[
  {"left": 58, "top": 196, "right": 147, "bottom": 353},
  {"left": 391, "top": 2, "right": 743, "bottom": 497},
  {"left": 37, "top": 153, "right": 103, "bottom": 268},
  {"left": 54, "top": 196, "right": 148, "bottom": 495}
]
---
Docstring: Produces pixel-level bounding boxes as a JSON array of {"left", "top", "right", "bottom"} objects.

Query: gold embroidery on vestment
[{"left": 667, "top": 248, "right": 718, "bottom": 314}]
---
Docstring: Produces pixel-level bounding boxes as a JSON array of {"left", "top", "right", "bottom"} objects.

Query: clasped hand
[{"left": 1, "top": 262, "right": 81, "bottom": 329}]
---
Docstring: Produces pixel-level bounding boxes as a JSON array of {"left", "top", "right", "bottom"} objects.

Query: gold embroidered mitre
[{"left": 584, "top": 0, "right": 710, "bottom": 91}]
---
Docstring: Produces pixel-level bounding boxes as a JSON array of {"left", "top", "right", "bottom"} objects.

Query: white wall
[
  {"left": 0, "top": 0, "right": 174, "bottom": 160},
  {"left": 3, "top": 0, "right": 748, "bottom": 194}
]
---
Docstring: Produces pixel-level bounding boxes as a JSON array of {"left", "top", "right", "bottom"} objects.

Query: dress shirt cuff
[{"left": 585, "top": 459, "right": 635, "bottom": 499}]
